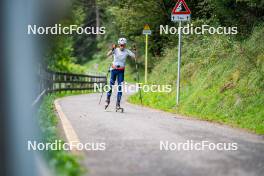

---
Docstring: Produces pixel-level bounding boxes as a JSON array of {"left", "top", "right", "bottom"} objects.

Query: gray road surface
[{"left": 57, "top": 93, "right": 264, "bottom": 176}]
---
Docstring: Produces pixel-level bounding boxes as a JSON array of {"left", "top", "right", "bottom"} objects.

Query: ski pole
[
  {"left": 98, "top": 64, "right": 111, "bottom": 105},
  {"left": 99, "top": 44, "right": 116, "bottom": 105},
  {"left": 133, "top": 44, "right": 143, "bottom": 105}
]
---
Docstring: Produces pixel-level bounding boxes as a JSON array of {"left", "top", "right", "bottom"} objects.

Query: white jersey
[{"left": 112, "top": 48, "right": 135, "bottom": 67}]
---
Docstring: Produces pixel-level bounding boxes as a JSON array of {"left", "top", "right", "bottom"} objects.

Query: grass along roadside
[
  {"left": 128, "top": 90, "right": 264, "bottom": 135},
  {"left": 128, "top": 25, "right": 264, "bottom": 135},
  {"left": 38, "top": 91, "right": 90, "bottom": 176}
]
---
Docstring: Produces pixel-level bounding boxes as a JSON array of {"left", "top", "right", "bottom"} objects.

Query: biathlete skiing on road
[{"left": 105, "top": 38, "right": 136, "bottom": 111}]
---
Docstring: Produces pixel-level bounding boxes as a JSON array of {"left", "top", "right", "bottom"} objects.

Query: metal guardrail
[{"left": 32, "top": 69, "right": 107, "bottom": 107}]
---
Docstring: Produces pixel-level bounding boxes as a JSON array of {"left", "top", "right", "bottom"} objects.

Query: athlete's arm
[
  {"left": 107, "top": 50, "right": 113, "bottom": 57},
  {"left": 126, "top": 49, "right": 135, "bottom": 59},
  {"left": 107, "top": 44, "right": 116, "bottom": 57}
]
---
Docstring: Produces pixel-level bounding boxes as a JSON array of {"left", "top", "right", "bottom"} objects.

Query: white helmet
[{"left": 118, "top": 38, "right": 127, "bottom": 45}]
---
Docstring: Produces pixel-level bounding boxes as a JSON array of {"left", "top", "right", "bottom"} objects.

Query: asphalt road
[{"left": 57, "top": 93, "right": 264, "bottom": 176}]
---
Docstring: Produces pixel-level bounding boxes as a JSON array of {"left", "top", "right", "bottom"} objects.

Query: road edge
[{"left": 54, "top": 99, "right": 82, "bottom": 155}]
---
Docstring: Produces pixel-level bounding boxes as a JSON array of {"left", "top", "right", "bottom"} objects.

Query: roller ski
[{"left": 115, "top": 102, "right": 124, "bottom": 113}]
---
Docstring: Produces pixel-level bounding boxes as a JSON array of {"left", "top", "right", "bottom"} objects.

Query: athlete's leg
[
  {"left": 107, "top": 69, "right": 117, "bottom": 101},
  {"left": 116, "top": 70, "right": 124, "bottom": 105}
]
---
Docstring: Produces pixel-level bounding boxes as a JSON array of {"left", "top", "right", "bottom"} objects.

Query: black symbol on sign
[{"left": 176, "top": 2, "right": 187, "bottom": 12}]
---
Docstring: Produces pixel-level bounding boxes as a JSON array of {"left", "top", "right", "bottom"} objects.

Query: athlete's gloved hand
[
  {"left": 132, "top": 44, "right": 137, "bottom": 52},
  {"left": 112, "top": 44, "right": 116, "bottom": 51}
]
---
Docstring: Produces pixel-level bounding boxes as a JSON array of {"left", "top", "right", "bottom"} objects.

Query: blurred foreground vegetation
[{"left": 38, "top": 92, "right": 88, "bottom": 176}]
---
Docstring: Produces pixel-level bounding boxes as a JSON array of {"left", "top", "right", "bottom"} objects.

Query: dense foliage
[
  {"left": 96, "top": 0, "right": 264, "bottom": 56},
  {"left": 45, "top": 2, "right": 87, "bottom": 73},
  {"left": 45, "top": 0, "right": 264, "bottom": 72}
]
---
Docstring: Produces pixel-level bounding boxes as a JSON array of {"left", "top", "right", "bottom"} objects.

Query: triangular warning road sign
[{"left": 172, "top": 0, "right": 191, "bottom": 15}]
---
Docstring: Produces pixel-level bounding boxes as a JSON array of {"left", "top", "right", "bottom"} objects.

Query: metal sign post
[
  {"left": 176, "top": 21, "right": 182, "bottom": 105},
  {"left": 142, "top": 24, "right": 152, "bottom": 84},
  {"left": 171, "top": 0, "right": 191, "bottom": 105},
  {"left": 145, "top": 34, "right": 149, "bottom": 84}
]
